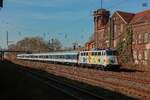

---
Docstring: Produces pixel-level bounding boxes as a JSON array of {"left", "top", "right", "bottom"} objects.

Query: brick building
[
  {"left": 93, "top": 9, "right": 110, "bottom": 49},
  {"left": 86, "top": 9, "right": 150, "bottom": 69}
]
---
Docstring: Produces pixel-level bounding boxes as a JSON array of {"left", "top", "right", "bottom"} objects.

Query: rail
[{"left": 18, "top": 67, "right": 105, "bottom": 100}]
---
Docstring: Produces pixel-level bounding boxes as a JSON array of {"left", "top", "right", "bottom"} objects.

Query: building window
[
  {"left": 144, "top": 50, "right": 148, "bottom": 60},
  {"left": 138, "top": 34, "right": 142, "bottom": 44},
  {"left": 114, "top": 40, "right": 117, "bottom": 48},
  {"left": 114, "top": 24, "right": 117, "bottom": 33},
  {"left": 144, "top": 33, "right": 149, "bottom": 43},
  {"left": 108, "top": 27, "right": 110, "bottom": 34},
  {"left": 133, "top": 50, "right": 137, "bottom": 60},
  {"left": 132, "top": 34, "right": 136, "bottom": 44},
  {"left": 120, "top": 24, "right": 124, "bottom": 33},
  {"left": 138, "top": 52, "right": 142, "bottom": 60}
]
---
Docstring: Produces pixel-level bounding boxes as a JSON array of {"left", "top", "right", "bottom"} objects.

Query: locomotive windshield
[{"left": 106, "top": 50, "right": 117, "bottom": 56}]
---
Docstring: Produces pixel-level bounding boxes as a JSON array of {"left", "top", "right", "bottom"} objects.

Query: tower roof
[{"left": 94, "top": 8, "right": 110, "bottom": 16}]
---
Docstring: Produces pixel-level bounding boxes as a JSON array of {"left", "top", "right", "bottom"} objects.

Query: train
[{"left": 17, "top": 49, "right": 120, "bottom": 70}]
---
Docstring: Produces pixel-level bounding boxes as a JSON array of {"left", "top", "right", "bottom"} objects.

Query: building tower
[
  {"left": 93, "top": 9, "right": 110, "bottom": 49},
  {"left": 93, "top": 9, "right": 110, "bottom": 32}
]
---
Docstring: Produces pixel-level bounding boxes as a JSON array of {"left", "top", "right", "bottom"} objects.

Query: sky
[{"left": 0, "top": 0, "right": 149, "bottom": 49}]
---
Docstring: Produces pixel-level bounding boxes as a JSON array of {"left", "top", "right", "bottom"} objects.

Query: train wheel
[{"left": 101, "top": 66, "right": 107, "bottom": 71}]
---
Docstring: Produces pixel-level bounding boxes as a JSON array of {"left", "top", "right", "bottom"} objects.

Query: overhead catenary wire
[{"left": 106, "top": 0, "right": 130, "bottom": 10}]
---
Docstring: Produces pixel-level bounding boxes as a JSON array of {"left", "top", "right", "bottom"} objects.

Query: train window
[
  {"left": 45, "top": 55, "right": 48, "bottom": 58},
  {"left": 59, "top": 55, "right": 61, "bottom": 59},
  {"left": 64, "top": 55, "right": 66, "bottom": 59},
  {"left": 73, "top": 55, "right": 75, "bottom": 59},
  {"left": 106, "top": 50, "right": 117, "bottom": 56},
  {"left": 62, "top": 55, "right": 64, "bottom": 59},
  {"left": 55, "top": 55, "right": 58, "bottom": 59},
  {"left": 58, "top": 55, "right": 60, "bottom": 59},
  {"left": 92, "top": 52, "right": 94, "bottom": 55},
  {"left": 71, "top": 55, "right": 74, "bottom": 59},
  {"left": 102, "top": 52, "right": 104, "bottom": 56},
  {"left": 65, "top": 55, "right": 68, "bottom": 59},
  {"left": 92, "top": 52, "right": 96, "bottom": 56},
  {"left": 70, "top": 55, "right": 73, "bottom": 59},
  {"left": 83, "top": 53, "right": 85, "bottom": 56},
  {"left": 95, "top": 52, "right": 98, "bottom": 56},
  {"left": 58, "top": 55, "right": 61, "bottom": 59},
  {"left": 54, "top": 55, "right": 56, "bottom": 59},
  {"left": 74, "top": 55, "right": 77, "bottom": 59},
  {"left": 86, "top": 52, "right": 88, "bottom": 56},
  {"left": 104, "top": 52, "right": 106, "bottom": 55},
  {"left": 106, "top": 51, "right": 113, "bottom": 55},
  {"left": 48, "top": 55, "right": 51, "bottom": 58},
  {"left": 98, "top": 52, "right": 101, "bottom": 56},
  {"left": 81, "top": 53, "right": 83, "bottom": 56},
  {"left": 69, "top": 55, "right": 71, "bottom": 59},
  {"left": 93, "top": 52, "right": 95, "bottom": 56}
]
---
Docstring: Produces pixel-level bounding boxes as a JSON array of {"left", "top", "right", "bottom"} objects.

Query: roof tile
[
  {"left": 117, "top": 11, "right": 135, "bottom": 23},
  {"left": 130, "top": 10, "right": 150, "bottom": 24}
]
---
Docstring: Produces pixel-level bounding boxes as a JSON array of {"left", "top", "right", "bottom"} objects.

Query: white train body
[
  {"left": 79, "top": 50, "right": 118, "bottom": 66},
  {"left": 17, "top": 52, "right": 78, "bottom": 64},
  {"left": 17, "top": 49, "right": 119, "bottom": 70}
]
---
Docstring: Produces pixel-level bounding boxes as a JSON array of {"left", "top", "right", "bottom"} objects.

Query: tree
[
  {"left": 48, "top": 38, "right": 62, "bottom": 51},
  {"left": 9, "top": 37, "right": 49, "bottom": 52},
  {"left": 117, "top": 26, "right": 133, "bottom": 63}
]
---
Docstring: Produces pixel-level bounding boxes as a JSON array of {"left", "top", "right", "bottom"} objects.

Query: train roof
[
  {"left": 17, "top": 49, "right": 117, "bottom": 56},
  {"left": 18, "top": 51, "right": 78, "bottom": 56},
  {"left": 79, "top": 49, "right": 117, "bottom": 53}
]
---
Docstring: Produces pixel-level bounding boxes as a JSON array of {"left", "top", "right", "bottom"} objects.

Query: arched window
[
  {"left": 133, "top": 50, "right": 137, "bottom": 60},
  {"left": 144, "top": 50, "right": 148, "bottom": 60},
  {"left": 138, "top": 34, "right": 142, "bottom": 44},
  {"left": 120, "top": 24, "right": 124, "bottom": 33},
  {"left": 132, "top": 34, "right": 136, "bottom": 44},
  {"left": 144, "top": 33, "right": 149, "bottom": 43}
]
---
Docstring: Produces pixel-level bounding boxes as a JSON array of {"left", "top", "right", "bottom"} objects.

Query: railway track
[
  {"left": 53, "top": 63, "right": 150, "bottom": 84},
  {"left": 12, "top": 60, "right": 150, "bottom": 100},
  {"left": 17, "top": 66, "right": 105, "bottom": 100},
  {"left": 46, "top": 67, "right": 150, "bottom": 100},
  {"left": 47, "top": 63, "right": 150, "bottom": 85}
]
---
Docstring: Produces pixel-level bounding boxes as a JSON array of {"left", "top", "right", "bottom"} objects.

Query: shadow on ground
[
  {"left": 116, "top": 67, "right": 142, "bottom": 72},
  {"left": 0, "top": 60, "right": 137, "bottom": 100},
  {"left": 0, "top": 60, "right": 77, "bottom": 100}
]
